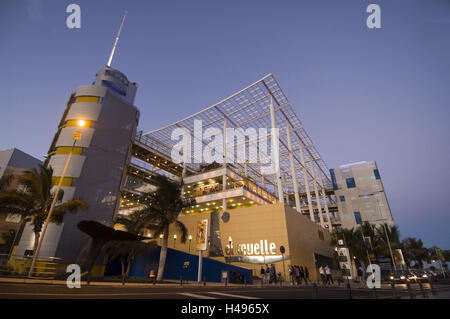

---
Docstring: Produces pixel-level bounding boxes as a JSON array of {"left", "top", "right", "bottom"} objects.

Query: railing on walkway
[{"left": 0, "top": 254, "right": 61, "bottom": 278}]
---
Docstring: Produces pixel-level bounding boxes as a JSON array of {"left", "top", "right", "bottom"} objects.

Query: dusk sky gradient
[{"left": 1, "top": 0, "right": 449, "bottom": 248}]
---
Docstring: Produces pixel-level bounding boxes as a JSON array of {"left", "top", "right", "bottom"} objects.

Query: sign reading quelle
[{"left": 233, "top": 240, "right": 277, "bottom": 256}]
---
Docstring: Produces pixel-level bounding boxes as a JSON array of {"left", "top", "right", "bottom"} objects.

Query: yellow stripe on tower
[
  {"left": 75, "top": 96, "right": 100, "bottom": 103},
  {"left": 55, "top": 146, "right": 83, "bottom": 155},
  {"left": 51, "top": 176, "right": 73, "bottom": 187},
  {"left": 65, "top": 119, "right": 93, "bottom": 128}
]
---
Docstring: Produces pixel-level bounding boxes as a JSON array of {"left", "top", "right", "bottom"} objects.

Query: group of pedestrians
[
  {"left": 288, "top": 265, "right": 310, "bottom": 285},
  {"left": 318, "top": 265, "right": 334, "bottom": 284},
  {"left": 260, "top": 264, "right": 281, "bottom": 284}
]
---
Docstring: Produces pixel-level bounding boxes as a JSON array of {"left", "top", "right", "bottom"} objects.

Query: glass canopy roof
[{"left": 142, "top": 74, "right": 332, "bottom": 193}]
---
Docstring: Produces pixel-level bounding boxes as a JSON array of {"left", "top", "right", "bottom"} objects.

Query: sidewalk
[
  {"left": 0, "top": 276, "right": 259, "bottom": 288},
  {"left": 0, "top": 276, "right": 364, "bottom": 289}
]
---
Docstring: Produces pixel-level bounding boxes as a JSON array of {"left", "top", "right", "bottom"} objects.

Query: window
[
  {"left": 354, "top": 212, "right": 362, "bottom": 225},
  {"left": 339, "top": 195, "right": 345, "bottom": 202},
  {"left": 346, "top": 177, "right": 356, "bottom": 188},
  {"left": 374, "top": 169, "right": 381, "bottom": 180},
  {"left": 329, "top": 169, "right": 338, "bottom": 190}
]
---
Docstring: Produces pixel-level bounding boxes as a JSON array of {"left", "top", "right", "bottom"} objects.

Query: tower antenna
[{"left": 107, "top": 11, "right": 128, "bottom": 68}]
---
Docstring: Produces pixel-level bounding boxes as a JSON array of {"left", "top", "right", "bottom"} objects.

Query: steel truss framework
[{"left": 142, "top": 74, "right": 332, "bottom": 197}]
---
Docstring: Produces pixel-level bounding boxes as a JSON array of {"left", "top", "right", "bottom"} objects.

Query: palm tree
[
  {"left": 0, "top": 165, "right": 87, "bottom": 256},
  {"left": 105, "top": 213, "right": 156, "bottom": 281},
  {"left": 375, "top": 223, "right": 401, "bottom": 260},
  {"left": 137, "top": 175, "right": 193, "bottom": 282},
  {"left": 331, "top": 227, "right": 369, "bottom": 266},
  {"left": 401, "top": 237, "right": 430, "bottom": 268}
]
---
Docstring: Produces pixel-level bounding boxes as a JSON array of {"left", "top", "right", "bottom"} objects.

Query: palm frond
[{"left": 51, "top": 199, "right": 88, "bottom": 224}]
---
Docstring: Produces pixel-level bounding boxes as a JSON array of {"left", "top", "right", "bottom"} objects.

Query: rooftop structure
[{"left": 120, "top": 74, "right": 339, "bottom": 230}]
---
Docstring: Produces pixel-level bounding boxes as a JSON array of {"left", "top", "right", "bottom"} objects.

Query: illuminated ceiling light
[{"left": 77, "top": 119, "right": 86, "bottom": 127}]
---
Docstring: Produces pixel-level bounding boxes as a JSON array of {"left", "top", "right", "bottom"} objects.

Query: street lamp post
[
  {"left": 228, "top": 236, "right": 232, "bottom": 264},
  {"left": 188, "top": 235, "right": 192, "bottom": 253},
  {"left": 28, "top": 120, "right": 86, "bottom": 277},
  {"left": 360, "top": 192, "right": 397, "bottom": 272}
]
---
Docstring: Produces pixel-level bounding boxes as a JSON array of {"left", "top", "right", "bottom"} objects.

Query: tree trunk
[
  {"left": 33, "top": 232, "right": 40, "bottom": 257},
  {"left": 125, "top": 255, "right": 134, "bottom": 279},
  {"left": 157, "top": 233, "right": 169, "bottom": 282},
  {"left": 120, "top": 257, "right": 125, "bottom": 280}
]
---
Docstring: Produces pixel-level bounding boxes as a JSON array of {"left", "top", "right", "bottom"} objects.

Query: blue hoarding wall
[{"left": 105, "top": 246, "right": 253, "bottom": 284}]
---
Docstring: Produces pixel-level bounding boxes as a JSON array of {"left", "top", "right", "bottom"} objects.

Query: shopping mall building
[{"left": 8, "top": 65, "right": 394, "bottom": 280}]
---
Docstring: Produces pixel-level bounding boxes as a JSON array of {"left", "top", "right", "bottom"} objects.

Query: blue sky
[{"left": 1, "top": 0, "right": 449, "bottom": 249}]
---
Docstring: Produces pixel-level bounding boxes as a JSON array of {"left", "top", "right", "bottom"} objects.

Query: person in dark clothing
[
  {"left": 269, "top": 264, "right": 277, "bottom": 284},
  {"left": 260, "top": 266, "right": 266, "bottom": 284},
  {"left": 304, "top": 266, "right": 310, "bottom": 284},
  {"left": 294, "top": 265, "right": 301, "bottom": 285},
  {"left": 299, "top": 266, "right": 306, "bottom": 284}
]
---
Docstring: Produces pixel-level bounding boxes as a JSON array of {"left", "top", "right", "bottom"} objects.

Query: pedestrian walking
[
  {"left": 304, "top": 266, "right": 310, "bottom": 284},
  {"left": 294, "top": 265, "right": 301, "bottom": 285},
  {"left": 288, "top": 265, "right": 295, "bottom": 285},
  {"left": 319, "top": 265, "right": 326, "bottom": 284},
  {"left": 325, "top": 265, "right": 334, "bottom": 284},
  {"left": 269, "top": 264, "right": 277, "bottom": 284},
  {"left": 359, "top": 265, "right": 366, "bottom": 285},
  {"left": 260, "top": 266, "right": 266, "bottom": 284},
  {"left": 357, "top": 266, "right": 363, "bottom": 283},
  {"left": 299, "top": 266, "right": 306, "bottom": 284}
]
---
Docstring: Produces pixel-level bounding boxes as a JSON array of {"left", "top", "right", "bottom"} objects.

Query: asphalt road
[{"left": 0, "top": 281, "right": 449, "bottom": 299}]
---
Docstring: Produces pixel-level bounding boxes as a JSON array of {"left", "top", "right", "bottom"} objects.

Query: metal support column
[
  {"left": 319, "top": 172, "right": 333, "bottom": 230},
  {"left": 269, "top": 96, "right": 284, "bottom": 203},
  {"left": 286, "top": 126, "right": 301, "bottom": 212},
  {"left": 222, "top": 119, "right": 227, "bottom": 211},
  {"left": 311, "top": 162, "right": 325, "bottom": 228},
  {"left": 299, "top": 144, "right": 314, "bottom": 222}
]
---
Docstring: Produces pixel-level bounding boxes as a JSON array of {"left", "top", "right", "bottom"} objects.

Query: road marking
[
  {"left": 207, "top": 292, "right": 260, "bottom": 299},
  {"left": 178, "top": 292, "right": 218, "bottom": 299}
]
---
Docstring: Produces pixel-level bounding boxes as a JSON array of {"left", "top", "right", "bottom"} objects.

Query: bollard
[
  {"left": 180, "top": 276, "right": 183, "bottom": 286},
  {"left": 225, "top": 277, "right": 228, "bottom": 287},
  {"left": 87, "top": 273, "right": 90, "bottom": 286},
  {"left": 312, "top": 283, "right": 319, "bottom": 299},
  {"left": 261, "top": 277, "right": 264, "bottom": 288},
  {"left": 203, "top": 276, "right": 206, "bottom": 286},
  {"left": 391, "top": 282, "right": 400, "bottom": 299},
  {"left": 429, "top": 281, "right": 437, "bottom": 296},
  {"left": 346, "top": 282, "right": 353, "bottom": 299},
  {"left": 244, "top": 277, "right": 247, "bottom": 288},
  {"left": 419, "top": 282, "right": 428, "bottom": 298},
  {"left": 406, "top": 283, "right": 415, "bottom": 299},
  {"left": 122, "top": 274, "right": 126, "bottom": 286}
]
